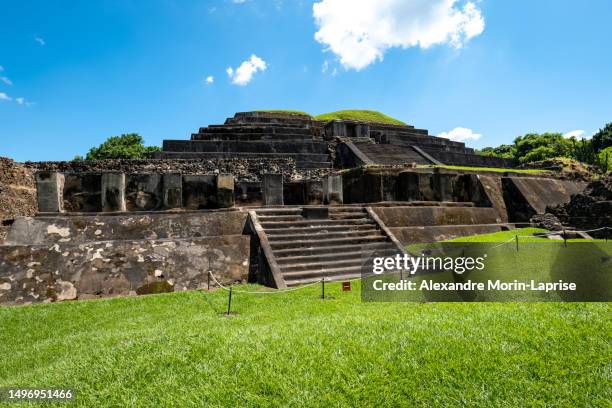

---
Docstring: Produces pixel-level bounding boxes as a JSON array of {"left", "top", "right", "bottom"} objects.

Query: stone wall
[
  {"left": 371, "top": 205, "right": 503, "bottom": 244},
  {"left": 502, "top": 177, "right": 586, "bottom": 222},
  {"left": 0, "top": 158, "right": 37, "bottom": 242},
  {"left": 390, "top": 224, "right": 504, "bottom": 244},
  {"left": 5, "top": 210, "right": 248, "bottom": 245},
  {"left": 26, "top": 158, "right": 332, "bottom": 182},
  {"left": 372, "top": 205, "right": 501, "bottom": 227},
  {"left": 0, "top": 236, "right": 249, "bottom": 305}
]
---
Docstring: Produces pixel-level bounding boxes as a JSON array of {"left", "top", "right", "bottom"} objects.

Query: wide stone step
[
  {"left": 283, "top": 265, "right": 366, "bottom": 281},
  {"left": 259, "top": 213, "right": 368, "bottom": 222},
  {"left": 163, "top": 140, "right": 329, "bottom": 154},
  {"left": 267, "top": 229, "right": 382, "bottom": 242},
  {"left": 264, "top": 223, "right": 377, "bottom": 236},
  {"left": 284, "top": 272, "right": 363, "bottom": 287},
  {"left": 281, "top": 258, "right": 365, "bottom": 273},
  {"left": 153, "top": 151, "right": 331, "bottom": 163},
  {"left": 198, "top": 126, "right": 313, "bottom": 135},
  {"left": 269, "top": 235, "right": 388, "bottom": 250},
  {"left": 275, "top": 248, "right": 398, "bottom": 266},
  {"left": 273, "top": 242, "right": 392, "bottom": 258},
  {"left": 191, "top": 133, "right": 317, "bottom": 142},
  {"left": 260, "top": 219, "right": 375, "bottom": 229},
  {"left": 255, "top": 207, "right": 366, "bottom": 215}
]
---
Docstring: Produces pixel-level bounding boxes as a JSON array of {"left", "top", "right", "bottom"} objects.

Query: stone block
[
  {"left": 302, "top": 207, "right": 329, "bottom": 219},
  {"left": 305, "top": 180, "right": 324, "bottom": 205},
  {"left": 35, "top": 172, "right": 64, "bottom": 213},
  {"left": 101, "top": 173, "right": 126, "bottom": 212},
  {"left": 126, "top": 173, "right": 163, "bottom": 211},
  {"left": 262, "top": 173, "right": 283, "bottom": 206},
  {"left": 433, "top": 170, "right": 456, "bottom": 202},
  {"left": 216, "top": 174, "right": 235, "bottom": 208},
  {"left": 163, "top": 173, "right": 183, "bottom": 209},
  {"left": 323, "top": 175, "right": 343, "bottom": 204}
]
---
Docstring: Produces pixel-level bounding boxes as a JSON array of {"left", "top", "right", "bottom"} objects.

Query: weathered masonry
[{"left": 0, "top": 111, "right": 587, "bottom": 305}]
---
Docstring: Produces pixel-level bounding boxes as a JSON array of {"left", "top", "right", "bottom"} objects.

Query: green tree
[
  {"left": 591, "top": 122, "right": 612, "bottom": 152},
  {"left": 513, "top": 133, "right": 572, "bottom": 164},
  {"left": 85, "top": 133, "right": 160, "bottom": 160},
  {"left": 598, "top": 146, "right": 612, "bottom": 173},
  {"left": 478, "top": 144, "right": 516, "bottom": 159}
]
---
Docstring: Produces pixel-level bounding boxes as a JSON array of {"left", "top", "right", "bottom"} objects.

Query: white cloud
[
  {"left": 313, "top": 0, "right": 485, "bottom": 70},
  {"left": 0, "top": 76, "right": 12, "bottom": 85},
  {"left": 232, "top": 0, "right": 248, "bottom": 3},
  {"left": 35, "top": 36, "right": 45, "bottom": 46},
  {"left": 0, "top": 92, "right": 11, "bottom": 101},
  {"left": 226, "top": 54, "right": 267, "bottom": 86},
  {"left": 563, "top": 129, "right": 591, "bottom": 140},
  {"left": 0, "top": 65, "right": 3, "bottom": 72},
  {"left": 15, "top": 97, "right": 25, "bottom": 105},
  {"left": 438, "top": 127, "right": 482, "bottom": 142},
  {"left": 205, "top": 75, "right": 214, "bottom": 85}
]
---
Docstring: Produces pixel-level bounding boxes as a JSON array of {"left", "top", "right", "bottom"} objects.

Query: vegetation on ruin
[
  {"left": 256, "top": 110, "right": 313, "bottom": 117},
  {"left": 0, "top": 282, "right": 609, "bottom": 406},
  {"left": 83, "top": 133, "right": 160, "bottom": 160},
  {"left": 479, "top": 122, "right": 612, "bottom": 171},
  {"left": 315, "top": 110, "right": 407, "bottom": 126},
  {"left": 424, "top": 164, "right": 548, "bottom": 174}
]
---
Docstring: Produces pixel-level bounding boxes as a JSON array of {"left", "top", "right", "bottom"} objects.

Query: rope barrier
[{"left": 205, "top": 226, "right": 611, "bottom": 296}]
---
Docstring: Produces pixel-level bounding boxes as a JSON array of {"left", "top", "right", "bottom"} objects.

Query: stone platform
[{"left": 155, "top": 111, "right": 515, "bottom": 170}]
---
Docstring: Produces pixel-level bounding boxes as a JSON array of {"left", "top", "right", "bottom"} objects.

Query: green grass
[
  {"left": 445, "top": 227, "right": 551, "bottom": 243},
  {"left": 256, "top": 110, "right": 313, "bottom": 117},
  {"left": 420, "top": 164, "right": 547, "bottom": 174},
  {"left": 445, "top": 227, "right": 608, "bottom": 243},
  {"left": 0, "top": 282, "right": 610, "bottom": 406},
  {"left": 315, "top": 110, "right": 407, "bottom": 126}
]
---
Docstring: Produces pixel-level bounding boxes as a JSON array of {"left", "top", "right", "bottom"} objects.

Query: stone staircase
[
  {"left": 353, "top": 143, "right": 433, "bottom": 165},
  {"left": 250, "top": 207, "right": 402, "bottom": 287}
]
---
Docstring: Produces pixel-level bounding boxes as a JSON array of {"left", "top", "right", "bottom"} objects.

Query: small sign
[{"left": 342, "top": 281, "right": 351, "bottom": 291}]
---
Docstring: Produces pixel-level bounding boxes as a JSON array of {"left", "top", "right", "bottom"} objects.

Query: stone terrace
[{"left": 155, "top": 112, "right": 333, "bottom": 169}]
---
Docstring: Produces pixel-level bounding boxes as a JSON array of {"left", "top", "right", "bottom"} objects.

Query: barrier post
[
  {"left": 207, "top": 271, "right": 211, "bottom": 291},
  {"left": 515, "top": 235, "right": 519, "bottom": 252},
  {"left": 321, "top": 278, "right": 325, "bottom": 300},
  {"left": 563, "top": 229, "right": 567, "bottom": 247},
  {"left": 226, "top": 286, "right": 233, "bottom": 316}
]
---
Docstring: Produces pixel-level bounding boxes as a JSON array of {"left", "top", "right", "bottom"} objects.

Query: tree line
[{"left": 478, "top": 122, "right": 612, "bottom": 171}]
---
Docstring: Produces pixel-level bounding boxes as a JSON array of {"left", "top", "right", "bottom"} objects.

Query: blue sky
[{"left": 1, "top": 0, "right": 611, "bottom": 161}]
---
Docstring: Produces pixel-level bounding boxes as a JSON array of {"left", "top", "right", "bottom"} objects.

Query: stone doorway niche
[{"left": 346, "top": 123, "right": 356, "bottom": 138}]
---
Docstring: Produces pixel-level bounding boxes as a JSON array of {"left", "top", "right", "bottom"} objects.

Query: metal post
[
  {"left": 515, "top": 235, "right": 519, "bottom": 252},
  {"left": 207, "top": 271, "right": 211, "bottom": 291},
  {"left": 226, "top": 286, "right": 233, "bottom": 316},
  {"left": 321, "top": 278, "right": 325, "bottom": 300}
]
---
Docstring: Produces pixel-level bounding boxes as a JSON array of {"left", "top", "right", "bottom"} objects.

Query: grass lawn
[
  {"left": 1, "top": 280, "right": 610, "bottom": 406},
  {"left": 314, "top": 110, "right": 407, "bottom": 126},
  {"left": 419, "top": 164, "right": 547, "bottom": 174}
]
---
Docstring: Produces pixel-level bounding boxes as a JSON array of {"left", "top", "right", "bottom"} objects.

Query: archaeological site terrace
[{"left": 0, "top": 111, "right": 593, "bottom": 304}]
